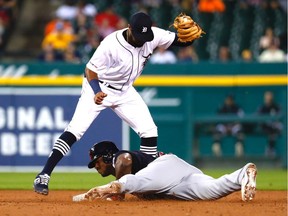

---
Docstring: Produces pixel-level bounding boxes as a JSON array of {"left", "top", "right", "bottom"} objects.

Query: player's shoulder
[
  {"left": 115, "top": 150, "right": 153, "bottom": 160},
  {"left": 151, "top": 26, "right": 175, "bottom": 35},
  {"left": 114, "top": 150, "right": 132, "bottom": 160},
  {"left": 102, "top": 29, "right": 124, "bottom": 42},
  {"left": 113, "top": 150, "right": 132, "bottom": 166}
]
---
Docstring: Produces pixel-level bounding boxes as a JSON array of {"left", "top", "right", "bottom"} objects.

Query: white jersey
[{"left": 86, "top": 27, "right": 175, "bottom": 91}]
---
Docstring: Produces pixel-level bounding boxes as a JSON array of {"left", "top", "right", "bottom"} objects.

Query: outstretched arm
[
  {"left": 72, "top": 153, "right": 132, "bottom": 202},
  {"left": 72, "top": 181, "right": 123, "bottom": 202}
]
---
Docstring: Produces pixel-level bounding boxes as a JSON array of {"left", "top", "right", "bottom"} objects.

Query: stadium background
[{"left": 0, "top": 0, "right": 287, "bottom": 171}]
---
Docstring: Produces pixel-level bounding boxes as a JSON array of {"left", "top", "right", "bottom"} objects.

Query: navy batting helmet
[{"left": 88, "top": 141, "right": 119, "bottom": 168}]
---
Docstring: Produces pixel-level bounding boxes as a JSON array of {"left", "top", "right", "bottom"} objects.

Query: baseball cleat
[
  {"left": 241, "top": 163, "right": 257, "bottom": 201},
  {"left": 33, "top": 173, "right": 50, "bottom": 195}
]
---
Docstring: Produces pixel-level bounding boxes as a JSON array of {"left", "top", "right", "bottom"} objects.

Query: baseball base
[{"left": 72, "top": 193, "right": 87, "bottom": 202}]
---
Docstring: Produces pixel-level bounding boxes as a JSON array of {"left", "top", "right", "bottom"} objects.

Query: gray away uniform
[{"left": 117, "top": 154, "right": 250, "bottom": 200}]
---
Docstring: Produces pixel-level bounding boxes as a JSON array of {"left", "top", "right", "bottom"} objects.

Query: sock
[
  {"left": 140, "top": 137, "right": 157, "bottom": 157},
  {"left": 41, "top": 131, "right": 77, "bottom": 176}
]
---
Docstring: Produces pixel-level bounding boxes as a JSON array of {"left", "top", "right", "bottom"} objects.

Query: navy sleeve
[{"left": 170, "top": 35, "right": 194, "bottom": 47}]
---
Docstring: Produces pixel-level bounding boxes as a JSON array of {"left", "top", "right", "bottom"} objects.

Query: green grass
[
  {"left": 0, "top": 172, "right": 115, "bottom": 190},
  {"left": 0, "top": 169, "right": 286, "bottom": 190}
]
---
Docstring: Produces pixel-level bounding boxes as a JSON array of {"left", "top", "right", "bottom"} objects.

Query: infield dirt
[{"left": 0, "top": 190, "right": 286, "bottom": 216}]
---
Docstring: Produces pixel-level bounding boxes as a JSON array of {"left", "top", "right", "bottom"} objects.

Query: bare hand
[
  {"left": 94, "top": 92, "right": 107, "bottom": 105},
  {"left": 102, "top": 193, "right": 125, "bottom": 201}
]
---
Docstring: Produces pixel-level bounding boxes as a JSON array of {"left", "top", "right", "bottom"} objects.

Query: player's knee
[
  {"left": 64, "top": 128, "right": 82, "bottom": 141},
  {"left": 139, "top": 126, "right": 158, "bottom": 138}
]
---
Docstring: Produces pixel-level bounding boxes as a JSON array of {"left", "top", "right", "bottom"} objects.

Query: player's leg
[
  {"left": 34, "top": 78, "right": 107, "bottom": 195},
  {"left": 173, "top": 162, "right": 257, "bottom": 201},
  {"left": 113, "top": 87, "right": 158, "bottom": 157}
]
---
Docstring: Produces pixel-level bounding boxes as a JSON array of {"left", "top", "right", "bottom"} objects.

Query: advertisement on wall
[{"left": 0, "top": 88, "right": 122, "bottom": 169}]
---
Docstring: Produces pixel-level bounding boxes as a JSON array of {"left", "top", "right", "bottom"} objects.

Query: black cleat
[{"left": 33, "top": 173, "right": 50, "bottom": 195}]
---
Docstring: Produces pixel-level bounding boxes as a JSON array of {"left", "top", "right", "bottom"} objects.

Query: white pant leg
[
  {"left": 118, "top": 154, "right": 202, "bottom": 194},
  {"left": 65, "top": 78, "right": 107, "bottom": 140},
  {"left": 113, "top": 87, "right": 157, "bottom": 138},
  {"left": 169, "top": 163, "right": 250, "bottom": 200}
]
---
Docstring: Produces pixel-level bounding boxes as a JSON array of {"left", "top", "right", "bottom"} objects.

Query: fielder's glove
[{"left": 172, "top": 13, "right": 205, "bottom": 43}]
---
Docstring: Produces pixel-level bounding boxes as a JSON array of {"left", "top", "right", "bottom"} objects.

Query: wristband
[{"left": 89, "top": 79, "right": 101, "bottom": 94}]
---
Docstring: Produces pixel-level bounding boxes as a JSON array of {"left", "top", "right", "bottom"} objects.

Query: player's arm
[
  {"left": 85, "top": 67, "right": 107, "bottom": 105},
  {"left": 85, "top": 67, "right": 99, "bottom": 81},
  {"left": 114, "top": 153, "right": 133, "bottom": 180},
  {"left": 170, "top": 35, "right": 194, "bottom": 47}
]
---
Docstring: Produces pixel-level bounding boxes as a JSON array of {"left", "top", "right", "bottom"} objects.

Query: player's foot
[
  {"left": 33, "top": 173, "right": 50, "bottom": 195},
  {"left": 241, "top": 163, "right": 257, "bottom": 201}
]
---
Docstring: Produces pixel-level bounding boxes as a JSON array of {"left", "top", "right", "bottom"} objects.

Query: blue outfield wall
[{"left": 0, "top": 88, "right": 122, "bottom": 168}]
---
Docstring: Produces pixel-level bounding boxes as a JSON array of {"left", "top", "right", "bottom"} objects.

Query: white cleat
[{"left": 241, "top": 163, "right": 257, "bottom": 202}]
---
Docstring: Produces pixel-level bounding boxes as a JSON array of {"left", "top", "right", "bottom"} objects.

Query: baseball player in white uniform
[{"left": 34, "top": 12, "right": 197, "bottom": 195}]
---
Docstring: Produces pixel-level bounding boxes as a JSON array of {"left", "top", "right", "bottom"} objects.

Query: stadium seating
[
  {"left": 1, "top": 0, "right": 287, "bottom": 61},
  {"left": 93, "top": 0, "right": 286, "bottom": 61}
]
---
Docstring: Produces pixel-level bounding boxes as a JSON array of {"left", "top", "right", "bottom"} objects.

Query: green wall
[
  {"left": 129, "top": 86, "right": 286, "bottom": 165},
  {"left": 0, "top": 61, "right": 286, "bottom": 75},
  {"left": 1, "top": 62, "right": 287, "bottom": 166}
]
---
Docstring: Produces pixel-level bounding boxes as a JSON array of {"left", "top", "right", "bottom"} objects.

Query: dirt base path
[{"left": 0, "top": 190, "right": 286, "bottom": 216}]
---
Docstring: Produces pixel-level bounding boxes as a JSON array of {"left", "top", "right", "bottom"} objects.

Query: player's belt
[{"left": 99, "top": 80, "right": 121, "bottom": 91}]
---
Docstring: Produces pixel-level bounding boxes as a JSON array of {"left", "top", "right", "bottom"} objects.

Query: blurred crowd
[
  {"left": 257, "top": 27, "right": 286, "bottom": 62},
  {"left": 212, "top": 90, "right": 283, "bottom": 158},
  {"left": 37, "top": 0, "right": 287, "bottom": 64},
  {"left": 39, "top": 0, "right": 99, "bottom": 63},
  {"left": 0, "top": 0, "right": 17, "bottom": 51}
]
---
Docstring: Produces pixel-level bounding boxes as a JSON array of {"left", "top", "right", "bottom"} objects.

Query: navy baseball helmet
[{"left": 88, "top": 141, "right": 119, "bottom": 168}]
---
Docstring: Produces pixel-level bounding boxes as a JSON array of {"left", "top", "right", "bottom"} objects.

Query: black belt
[
  {"left": 99, "top": 80, "right": 121, "bottom": 91},
  {"left": 83, "top": 73, "right": 121, "bottom": 91}
]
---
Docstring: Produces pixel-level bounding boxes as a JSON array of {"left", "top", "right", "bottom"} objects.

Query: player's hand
[
  {"left": 102, "top": 193, "right": 125, "bottom": 201},
  {"left": 94, "top": 92, "right": 107, "bottom": 105}
]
